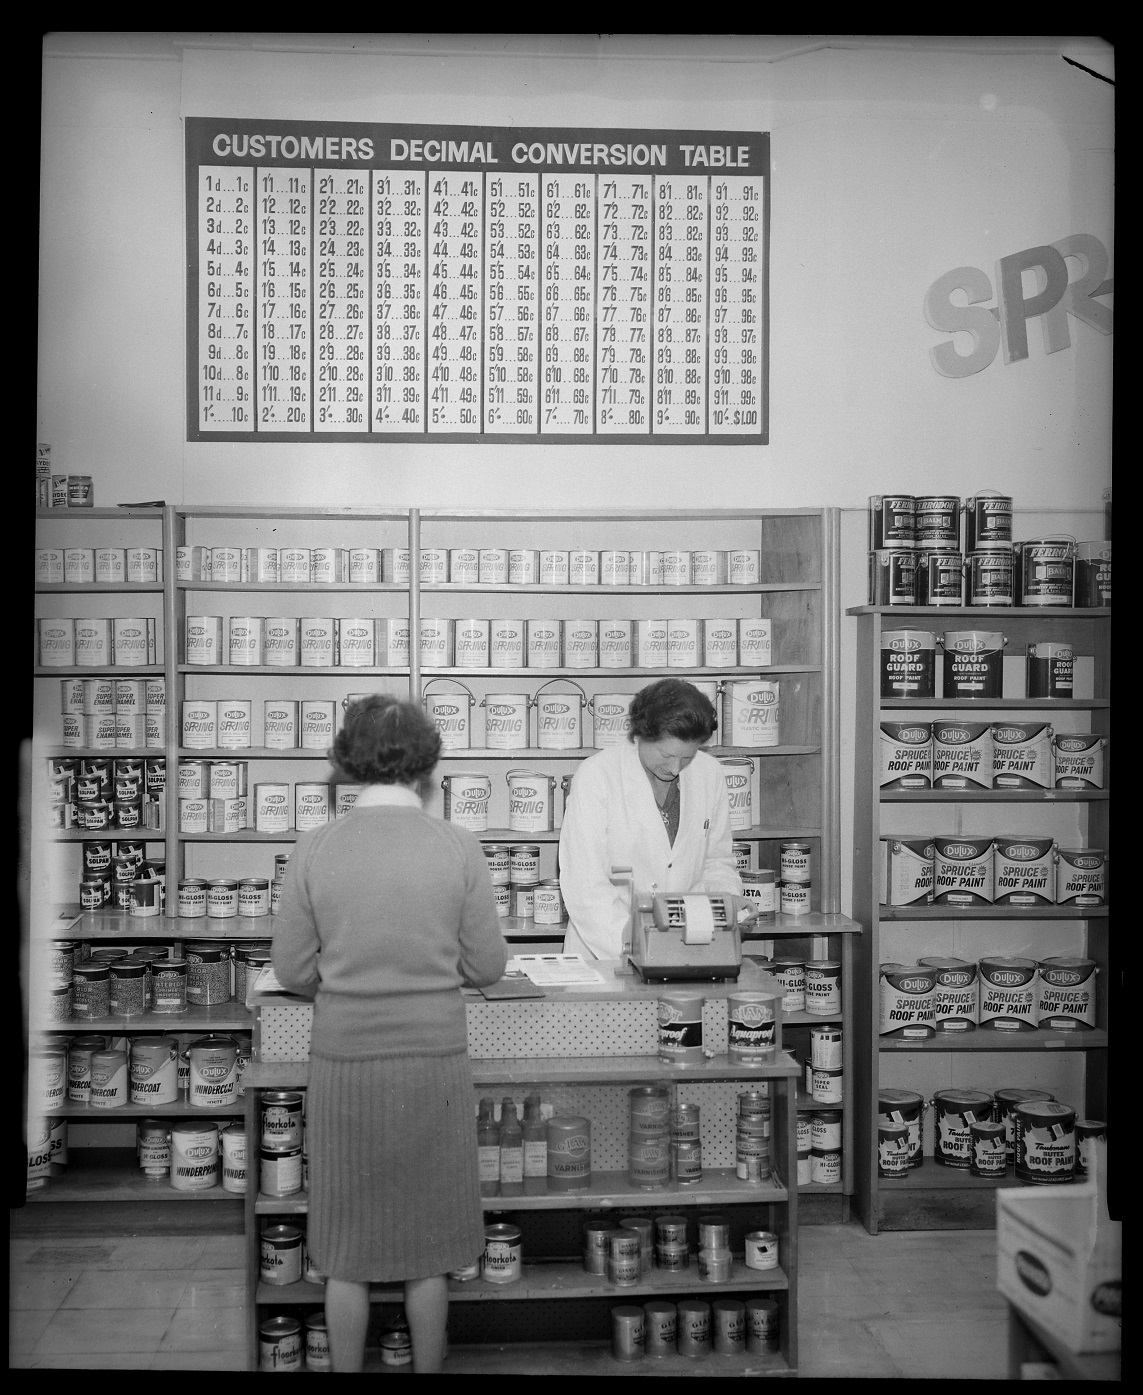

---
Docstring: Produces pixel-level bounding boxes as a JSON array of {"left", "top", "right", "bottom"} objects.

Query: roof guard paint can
[
  {"left": 879, "top": 721, "right": 932, "bottom": 789},
  {"left": 978, "top": 956, "right": 1038, "bottom": 1032},
  {"left": 1036, "top": 956, "right": 1098, "bottom": 1031},
  {"left": 535, "top": 680, "right": 586, "bottom": 750},
  {"left": 1075, "top": 540, "right": 1111, "bottom": 607},
  {"left": 880, "top": 629, "right": 936, "bottom": 699},
  {"left": 939, "top": 630, "right": 1007, "bottom": 699},
  {"left": 932, "top": 1088, "right": 994, "bottom": 1169},
  {"left": 507, "top": 769, "right": 556, "bottom": 832},
  {"left": 1053, "top": 733, "right": 1105, "bottom": 789},
  {"left": 993, "top": 835, "right": 1056, "bottom": 906},
  {"left": 878, "top": 1089, "right": 926, "bottom": 1169},
  {"left": 932, "top": 719, "right": 993, "bottom": 790},
  {"left": 992, "top": 721, "right": 1054, "bottom": 790},
  {"left": 423, "top": 679, "right": 475, "bottom": 750},
  {"left": 1016, "top": 536, "right": 1075, "bottom": 606},
  {"left": 879, "top": 965, "right": 936, "bottom": 1040},
  {"left": 933, "top": 834, "right": 994, "bottom": 906},
  {"left": 721, "top": 680, "right": 779, "bottom": 747},
  {"left": 879, "top": 836, "right": 935, "bottom": 906},
  {"left": 917, "top": 956, "right": 979, "bottom": 1032},
  {"left": 441, "top": 773, "right": 491, "bottom": 832},
  {"left": 1027, "top": 641, "right": 1073, "bottom": 698},
  {"left": 1015, "top": 1101, "right": 1076, "bottom": 1184},
  {"left": 1054, "top": 848, "right": 1106, "bottom": 906}
]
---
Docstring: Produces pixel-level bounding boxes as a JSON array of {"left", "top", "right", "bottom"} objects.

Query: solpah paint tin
[
  {"left": 879, "top": 721, "right": 932, "bottom": 789},
  {"left": 880, "top": 630, "right": 936, "bottom": 699}
]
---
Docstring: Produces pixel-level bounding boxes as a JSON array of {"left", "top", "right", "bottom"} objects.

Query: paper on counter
[{"left": 508, "top": 954, "right": 607, "bottom": 986}]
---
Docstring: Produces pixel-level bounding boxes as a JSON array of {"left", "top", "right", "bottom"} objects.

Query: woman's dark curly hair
[
  {"left": 332, "top": 694, "right": 442, "bottom": 785},
  {"left": 628, "top": 678, "right": 717, "bottom": 743}
]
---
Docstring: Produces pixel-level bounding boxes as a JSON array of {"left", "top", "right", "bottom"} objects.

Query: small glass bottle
[
  {"left": 477, "top": 1097, "right": 500, "bottom": 1198},
  {"left": 498, "top": 1098, "right": 524, "bottom": 1196},
  {"left": 522, "top": 1093, "right": 547, "bottom": 1195}
]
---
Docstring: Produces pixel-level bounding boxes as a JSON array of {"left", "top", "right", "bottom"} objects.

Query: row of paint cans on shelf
[
  {"left": 870, "top": 539, "right": 1111, "bottom": 608},
  {"left": 879, "top": 721, "right": 1105, "bottom": 790},
  {"left": 181, "top": 698, "right": 336, "bottom": 749},
  {"left": 37, "top": 616, "right": 159, "bottom": 667},
  {"left": 36, "top": 545, "right": 163, "bottom": 584},
  {"left": 879, "top": 835, "right": 1106, "bottom": 907},
  {"left": 881, "top": 629, "right": 1081, "bottom": 700},
  {"left": 878, "top": 955, "right": 1099, "bottom": 1036},
  {"left": 58, "top": 676, "right": 165, "bottom": 748}
]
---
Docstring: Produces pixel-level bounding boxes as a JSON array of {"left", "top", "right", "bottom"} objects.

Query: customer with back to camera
[{"left": 272, "top": 694, "right": 507, "bottom": 1371}]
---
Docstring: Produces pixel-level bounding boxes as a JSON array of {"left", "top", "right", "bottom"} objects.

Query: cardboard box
[{"left": 997, "top": 1172, "right": 1121, "bottom": 1354}]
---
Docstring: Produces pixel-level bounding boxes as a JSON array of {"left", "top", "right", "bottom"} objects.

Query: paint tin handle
[
  {"left": 534, "top": 677, "right": 587, "bottom": 708},
  {"left": 422, "top": 677, "right": 475, "bottom": 708}
]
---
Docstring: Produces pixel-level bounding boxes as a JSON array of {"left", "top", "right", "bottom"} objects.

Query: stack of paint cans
[
  {"left": 58, "top": 676, "right": 165, "bottom": 752},
  {"left": 696, "top": 1213, "right": 732, "bottom": 1282},
  {"left": 778, "top": 840, "right": 812, "bottom": 915},
  {"left": 51, "top": 755, "right": 165, "bottom": 834},
  {"left": 177, "top": 757, "right": 251, "bottom": 833},
  {"left": 736, "top": 1089, "right": 771, "bottom": 1183},
  {"left": 77, "top": 834, "right": 164, "bottom": 912},
  {"left": 261, "top": 1089, "right": 305, "bottom": 1199},
  {"left": 628, "top": 1086, "right": 671, "bottom": 1190},
  {"left": 271, "top": 851, "right": 290, "bottom": 914},
  {"left": 881, "top": 835, "right": 1107, "bottom": 910},
  {"left": 671, "top": 1102, "right": 703, "bottom": 1185},
  {"left": 37, "top": 615, "right": 159, "bottom": 667},
  {"left": 505, "top": 841, "right": 541, "bottom": 921},
  {"left": 654, "top": 1214, "right": 689, "bottom": 1273},
  {"left": 37, "top": 542, "right": 163, "bottom": 584},
  {"left": 877, "top": 1088, "right": 925, "bottom": 1177}
]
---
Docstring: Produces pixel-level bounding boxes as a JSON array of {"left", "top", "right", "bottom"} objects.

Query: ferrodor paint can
[
  {"left": 535, "top": 681, "right": 586, "bottom": 749},
  {"left": 992, "top": 721, "right": 1054, "bottom": 790},
  {"left": 722, "top": 680, "right": 779, "bottom": 747},
  {"left": 1015, "top": 1101, "right": 1076, "bottom": 1184},
  {"left": 1027, "top": 641, "right": 1073, "bottom": 698},
  {"left": 940, "top": 630, "right": 1006, "bottom": 698},
  {"left": 1016, "top": 537, "right": 1075, "bottom": 607},
  {"left": 970, "top": 1120, "right": 1008, "bottom": 1178},
  {"left": 966, "top": 547, "right": 1014, "bottom": 606},
  {"left": 879, "top": 721, "right": 932, "bottom": 789},
  {"left": 869, "top": 549, "right": 917, "bottom": 606},
  {"left": 1036, "top": 956, "right": 1098, "bottom": 1030},
  {"left": 482, "top": 693, "right": 529, "bottom": 748},
  {"left": 1055, "top": 848, "right": 1106, "bottom": 906},
  {"left": 1053, "top": 733, "right": 1105, "bottom": 789},
  {"left": 978, "top": 956, "right": 1038, "bottom": 1032},
  {"left": 590, "top": 692, "right": 634, "bottom": 748},
  {"left": 880, "top": 629, "right": 936, "bottom": 699},
  {"left": 964, "top": 491, "right": 1012, "bottom": 551},
  {"left": 933, "top": 834, "right": 994, "bottom": 905},
  {"left": 916, "top": 549, "right": 964, "bottom": 605},
  {"left": 454, "top": 619, "right": 490, "bottom": 668},
  {"left": 917, "top": 956, "right": 979, "bottom": 1032},
  {"left": 869, "top": 494, "right": 916, "bottom": 549},
  {"left": 878, "top": 1089, "right": 926, "bottom": 1169},
  {"left": 914, "top": 494, "right": 961, "bottom": 547},
  {"left": 932, "top": 719, "right": 993, "bottom": 790},
  {"left": 719, "top": 757, "right": 754, "bottom": 830},
  {"left": 423, "top": 680, "right": 474, "bottom": 749},
  {"left": 441, "top": 773, "right": 491, "bottom": 831},
  {"left": 525, "top": 619, "right": 561, "bottom": 668},
  {"left": 932, "top": 1088, "right": 994, "bottom": 1169},
  {"left": 1075, "top": 541, "right": 1111, "bottom": 607},
  {"left": 879, "top": 966, "right": 936, "bottom": 1039},
  {"left": 507, "top": 768, "right": 556, "bottom": 832},
  {"left": 994, "top": 835, "right": 1056, "bottom": 905}
]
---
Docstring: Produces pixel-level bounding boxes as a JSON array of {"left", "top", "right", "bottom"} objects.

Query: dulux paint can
[
  {"left": 1054, "top": 848, "right": 1106, "bottom": 906},
  {"left": 878, "top": 836, "right": 934, "bottom": 906},
  {"left": 931, "top": 719, "right": 993, "bottom": 790},
  {"left": 1027, "top": 641, "right": 1073, "bottom": 698},
  {"left": 940, "top": 630, "right": 1006, "bottom": 698},
  {"left": 590, "top": 692, "right": 634, "bottom": 748},
  {"left": 535, "top": 681, "right": 586, "bottom": 749},
  {"left": 933, "top": 834, "right": 994, "bottom": 905},
  {"left": 917, "top": 956, "right": 979, "bottom": 1032},
  {"left": 1074, "top": 541, "right": 1111, "bottom": 607},
  {"left": 879, "top": 721, "right": 932, "bottom": 789},
  {"left": 718, "top": 757, "right": 754, "bottom": 830},
  {"left": 992, "top": 721, "right": 1054, "bottom": 790},
  {"left": 482, "top": 693, "right": 530, "bottom": 748},
  {"left": 1036, "top": 956, "right": 1098, "bottom": 1031},
  {"left": 978, "top": 957, "right": 1039, "bottom": 1032},
  {"left": 1016, "top": 536, "right": 1075, "bottom": 606},
  {"left": 441, "top": 773, "right": 491, "bottom": 831},
  {"left": 507, "top": 769, "right": 556, "bottom": 832},
  {"left": 880, "top": 629, "right": 936, "bottom": 699},
  {"left": 993, "top": 835, "right": 1056, "bottom": 906},
  {"left": 721, "top": 680, "right": 779, "bottom": 747},
  {"left": 422, "top": 680, "right": 475, "bottom": 749},
  {"left": 879, "top": 965, "right": 936, "bottom": 1040},
  {"left": 1053, "top": 733, "right": 1105, "bottom": 789}
]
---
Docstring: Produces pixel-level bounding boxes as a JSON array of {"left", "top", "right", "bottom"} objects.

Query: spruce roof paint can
[
  {"left": 879, "top": 965, "right": 936, "bottom": 1040},
  {"left": 878, "top": 1089, "right": 925, "bottom": 1169},
  {"left": 932, "top": 1088, "right": 994, "bottom": 1169},
  {"left": 880, "top": 629, "right": 936, "bottom": 699},
  {"left": 869, "top": 549, "right": 917, "bottom": 605},
  {"left": 939, "top": 630, "right": 1007, "bottom": 699},
  {"left": 992, "top": 721, "right": 1054, "bottom": 790},
  {"left": 1015, "top": 1101, "right": 1076, "bottom": 1184},
  {"left": 1053, "top": 733, "right": 1105, "bottom": 789},
  {"left": 1075, "top": 540, "right": 1111, "bottom": 607},
  {"left": 933, "top": 834, "right": 994, "bottom": 905},
  {"left": 1054, "top": 847, "right": 1106, "bottom": 906},
  {"left": 994, "top": 835, "right": 1056, "bottom": 905},
  {"left": 879, "top": 836, "right": 935, "bottom": 906},
  {"left": 917, "top": 956, "right": 979, "bottom": 1031},
  {"left": 423, "top": 680, "right": 475, "bottom": 749},
  {"left": 1036, "top": 956, "right": 1098, "bottom": 1030},
  {"left": 441, "top": 773, "right": 491, "bottom": 831},
  {"left": 978, "top": 956, "right": 1038, "bottom": 1032},
  {"left": 879, "top": 720, "right": 932, "bottom": 788},
  {"left": 1016, "top": 536, "right": 1075, "bottom": 606},
  {"left": 932, "top": 718, "right": 993, "bottom": 789}
]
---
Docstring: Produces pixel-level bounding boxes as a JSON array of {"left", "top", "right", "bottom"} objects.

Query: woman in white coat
[{"left": 559, "top": 680, "right": 742, "bottom": 960}]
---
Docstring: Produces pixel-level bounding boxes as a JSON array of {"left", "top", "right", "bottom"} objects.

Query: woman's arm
[
  {"left": 457, "top": 831, "right": 509, "bottom": 987},
  {"left": 270, "top": 837, "right": 321, "bottom": 999}
]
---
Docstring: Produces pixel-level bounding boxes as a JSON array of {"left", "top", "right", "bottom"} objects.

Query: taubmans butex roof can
[
  {"left": 1015, "top": 1100, "right": 1076, "bottom": 1184},
  {"left": 932, "top": 1088, "right": 994, "bottom": 1169}
]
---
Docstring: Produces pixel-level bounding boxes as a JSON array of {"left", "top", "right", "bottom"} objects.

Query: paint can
[
  {"left": 1036, "top": 956, "right": 1098, "bottom": 1030},
  {"left": 676, "top": 1299, "right": 712, "bottom": 1358},
  {"left": 1053, "top": 733, "right": 1105, "bottom": 789},
  {"left": 978, "top": 956, "right": 1039, "bottom": 1032},
  {"left": 914, "top": 494, "right": 961, "bottom": 547},
  {"left": 628, "top": 551, "right": 662, "bottom": 586},
  {"left": 170, "top": 1120, "right": 220, "bottom": 1191},
  {"left": 506, "top": 769, "right": 556, "bottom": 832},
  {"left": 337, "top": 617, "right": 375, "bottom": 667},
  {"left": 37, "top": 617, "right": 74, "bottom": 668},
  {"left": 712, "top": 1297, "right": 747, "bottom": 1355},
  {"left": 932, "top": 718, "right": 993, "bottom": 789},
  {"left": 1075, "top": 1121, "right": 1107, "bottom": 1177},
  {"left": 187, "top": 1035, "right": 239, "bottom": 1107},
  {"left": 880, "top": 629, "right": 936, "bottom": 699},
  {"left": 253, "top": 783, "right": 290, "bottom": 835},
  {"left": 916, "top": 549, "right": 964, "bottom": 605},
  {"left": 726, "top": 990, "right": 779, "bottom": 1062},
  {"left": 129, "top": 1036, "right": 179, "bottom": 1105},
  {"left": 480, "top": 1221, "right": 521, "bottom": 1285},
  {"left": 912, "top": 955, "right": 977, "bottom": 1033},
  {"left": 728, "top": 549, "right": 760, "bottom": 585},
  {"left": 939, "top": 630, "right": 1007, "bottom": 698},
  {"left": 95, "top": 547, "right": 126, "bottom": 584},
  {"left": 879, "top": 836, "right": 935, "bottom": 906},
  {"left": 535, "top": 680, "right": 586, "bottom": 749},
  {"left": 447, "top": 546, "right": 479, "bottom": 584},
  {"left": 805, "top": 960, "right": 842, "bottom": 1016},
  {"left": 869, "top": 494, "right": 916, "bottom": 549},
  {"left": 151, "top": 958, "right": 188, "bottom": 1014},
  {"left": 993, "top": 835, "right": 1056, "bottom": 905},
  {"left": 666, "top": 618, "right": 701, "bottom": 668},
  {"left": 441, "top": 772, "right": 491, "bottom": 831},
  {"left": 643, "top": 1300, "right": 678, "bottom": 1355},
  {"left": 878, "top": 1089, "right": 925, "bottom": 1169},
  {"left": 869, "top": 549, "right": 917, "bottom": 605},
  {"left": 970, "top": 1120, "right": 1008, "bottom": 1178},
  {"left": 740, "top": 867, "right": 777, "bottom": 920},
  {"left": 589, "top": 692, "right": 634, "bottom": 748},
  {"left": 599, "top": 618, "right": 634, "bottom": 668},
  {"left": 1074, "top": 541, "right": 1111, "bottom": 607},
  {"left": 261, "top": 1091, "right": 305, "bottom": 1151},
  {"left": 533, "top": 879, "right": 565, "bottom": 925},
  {"left": 478, "top": 547, "right": 509, "bottom": 585},
  {"left": 260, "top": 1144, "right": 303, "bottom": 1197},
  {"left": 878, "top": 1121, "right": 911, "bottom": 1177},
  {"left": 745, "top": 1297, "right": 780, "bottom": 1355},
  {"left": 36, "top": 548, "right": 64, "bottom": 584},
  {"left": 879, "top": 720, "right": 932, "bottom": 788},
  {"left": 633, "top": 618, "right": 668, "bottom": 666},
  {"left": 555, "top": 618, "right": 594, "bottom": 669},
  {"left": 214, "top": 699, "right": 251, "bottom": 751},
  {"left": 348, "top": 547, "right": 379, "bottom": 583},
  {"left": 508, "top": 548, "right": 538, "bottom": 584},
  {"left": 769, "top": 960, "right": 805, "bottom": 1014},
  {"left": 509, "top": 844, "right": 540, "bottom": 884},
  {"left": 611, "top": 1305, "right": 645, "bottom": 1360},
  {"left": 932, "top": 1088, "right": 994, "bottom": 1169},
  {"left": 810, "top": 1025, "right": 843, "bottom": 1073},
  {"left": 260, "top": 1224, "right": 303, "bottom": 1285},
  {"left": 933, "top": 834, "right": 994, "bottom": 905},
  {"left": 474, "top": 615, "right": 519, "bottom": 668},
  {"left": 567, "top": 548, "right": 599, "bottom": 585},
  {"left": 660, "top": 549, "right": 692, "bottom": 586},
  {"left": 226, "top": 617, "right": 262, "bottom": 667},
  {"left": 538, "top": 549, "right": 569, "bottom": 584},
  {"left": 1015, "top": 1101, "right": 1076, "bottom": 1184},
  {"left": 1016, "top": 536, "right": 1075, "bottom": 606},
  {"left": 262, "top": 617, "right": 298, "bottom": 667},
  {"left": 547, "top": 1116, "right": 591, "bottom": 1191},
  {"left": 992, "top": 721, "right": 1054, "bottom": 790},
  {"left": 417, "top": 547, "right": 447, "bottom": 585},
  {"left": 64, "top": 548, "right": 95, "bottom": 584},
  {"left": 718, "top": 756, "right": 754, "bottom": 829},
  {"left": 525, "top": 618, "right": 561, "bottom": 668},
  {"left": 1027, "top": 641, "right": 1073, "bottom": 698},
  {"left": 657, "top": 992, "right": 705, "bottom": 1065},
  {"left": 419, "top": 617, "right": 454, "bottom": 667},
  {"left": 994, "top": 1088, "right": 1056, "bottom": 1162},
  {"left": 479, "top": 692, "right": 527, "bottom": 749},
  {"left": 185, "top": 615, "right": 222, "bottom": 665},
  {"left": 137, "top": 1118, "right": 171, "bottom": 1177},
  {"left": 879, "top": 965, "right": 936, "bottom": 1039},
  {"left": 260, "top": 1315, "right": 303, "bottom": 1372},
  {"left": 1054, "top": 847, "right": 1107, "bottom": 906},
  {"left": 454, "top": 618, "right": 490, "bottom": 668},
  {"left": 966, "top": 546, "right": 1015, "bottom": 606},
  {"left": 298, "top": 617, "right": 336, "bottom": 667},
  {"left": 690, "top": 549, "right": 725, "bottom": 586},
  {"left": 722, "top": 680, "right": 779, "bottom": 747},
  {"left": 423, "top": 679, "right": 475, "bottom": 750},
  {"left": 700, "top": 619, "right": 737, "bottom": 668},
  {"left": 963, "top": 491, "right": 1013, "bottom": 551},
  {"left": 736, "top": 616, "right": 772, "bottom": 667}
]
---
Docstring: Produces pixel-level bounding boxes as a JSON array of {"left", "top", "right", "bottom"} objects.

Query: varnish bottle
[
  {"left": 523, "top": 1092, "right": 547, "bottom": 1195},
  {"left": 478, "top": 1097, "right": 500, "bottom": 1198},
  {"left": 498, "top": 1098, "right": 524, "bottom": 1196}
]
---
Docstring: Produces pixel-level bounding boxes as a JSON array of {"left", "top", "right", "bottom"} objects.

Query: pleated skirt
[{"left": 305, "top": 1050, "right": 485, "bottom": 1282}]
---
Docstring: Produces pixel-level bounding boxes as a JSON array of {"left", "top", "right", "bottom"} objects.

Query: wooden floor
[{"left": 10, "top": 1219, "right": 1012, "bottom": 1376}]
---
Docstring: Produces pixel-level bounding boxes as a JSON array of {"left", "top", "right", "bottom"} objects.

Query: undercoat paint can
[
  {"left": 917, "top": 956, "right": 979, "bottom": 1032},
  {"left": 1036, "top": 956, "right": 1098, "bottom": 1031},
  {"left": 879, "top": 965, "right": 936, "bottom": 1040},
  {"left": 993, "top": 835, "right": 1055, "bottom": 906},
  {"left": 978, "top": 956, "right": 1039, "bottom": 1032},
  {"left": 940, "top": 630, "right": 1006, "bottom": 699},
  {"left": 880, "top": 629, "right": 936, "bottom": 699},
  {"left": 933, "top": 834, "right": 994, "bottom": 906},
  {"left": 441, "top": 773, "right": 492, "bottom": 831},
  {"left": 932, "top": 1088, "right": 994, "bottom": 1169},
  {"left": 879, "top": 836, "right": 935, "bottom": 906},
  {"left": 879, "top": 721, "right": 932, "bottom": 789},
  {"left": 1052, "top": 733, "right": 1105, "bottom": 789},
  {"left": 932, "top": 719, "right": 993, "bottom": 790},
  {"left": 1054, "top": 847, "right": 1106, "bottom": 906},
  {"left": 992, "top": 721, "right": 1054, "bottom": 790}
]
